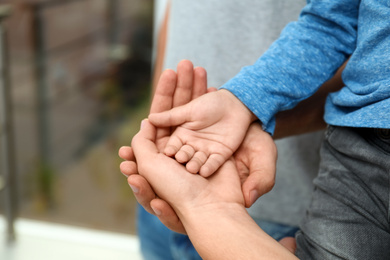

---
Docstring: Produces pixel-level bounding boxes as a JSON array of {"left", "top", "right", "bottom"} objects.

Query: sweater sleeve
[{"left": 221, "top": 0, "right": 359, "bottom": 134}]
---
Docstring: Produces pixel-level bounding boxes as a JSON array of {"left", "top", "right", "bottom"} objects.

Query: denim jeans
[
  {"left": 137, "top": 205, "right": 299, "bottom": 260},
  {"left": 296, "top": 126, "right": 390, "bottom": 259}
]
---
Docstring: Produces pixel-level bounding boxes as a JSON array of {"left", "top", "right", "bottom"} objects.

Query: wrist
[
  {"left": 176, "top": 201, "right": 248, "bottom": 234},
  {"left": 218, "top": 89, "right": 257, "bottom": 123},
  {"left": 175, "top": 201, "right": 297, "bottom": 259}
]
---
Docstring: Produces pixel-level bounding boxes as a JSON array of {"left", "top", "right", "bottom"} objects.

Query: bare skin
[
  {"left": 148, "top": 88, "right": 256, "bottom": 177},
  {"left": 131, "top": 119, "right": 298, "bottom": 260},
  {"left": 120, "top": 57, "right": 345, "bottom": 233},
  {"left": 120, "top": 60, "right": 277, "bottom": 232},
  {"left": 120, "top": 2, "right": 346, "bottom": 254}
]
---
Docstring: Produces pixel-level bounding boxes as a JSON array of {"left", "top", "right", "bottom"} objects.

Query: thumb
[
  {"left": 148, "top": 104, "right": 190, "bottom": 127},
  {"left": 131, "top": 119, "right": 158, "bottom": 159},
  {"left": 241, "top": 170, "right": 275, "bottom": 208}
]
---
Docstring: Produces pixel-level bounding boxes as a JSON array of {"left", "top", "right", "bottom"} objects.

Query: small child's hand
[{"left": 149, "top": 89, "right": 255, "bottom": 177}]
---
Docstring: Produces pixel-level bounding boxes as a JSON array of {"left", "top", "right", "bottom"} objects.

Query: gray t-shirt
[{"left": 163, "top": 0, "right": 321, "bottom": 226}]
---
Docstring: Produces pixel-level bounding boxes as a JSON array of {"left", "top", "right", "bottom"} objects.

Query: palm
[
  {"left": 132, "top": 122, "right": 244, "bottom": 214},
  {"left": 119, "top": 61, "right": 210, "bottom": 234},
  {"left": 200, "top": 159, "right": 245, "bottom": 207},
  {"left": 152, "top": 90, "right": 254, "bottom": 177}
]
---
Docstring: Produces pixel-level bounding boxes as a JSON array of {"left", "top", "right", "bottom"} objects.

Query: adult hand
[
  {"left": 119, "top": 121, "right": 278, "bottom": 232},
  {"left": 119, "top": 60, "right": 208, "bottom": 233},
  {"left": 234, "top": 122, "right": 277, "bottom": 207},
  {"left": 120, "top": 59, "right": 278, "bottom": 232},
  {"left": 149, "top": 88, "right": 256, "bottom": 177},
  {"left": 131, "top": 119, "right": 245, "bottom": 217},
  {"left": 131, "top": 120, "right": 295, "bottom": 260}
]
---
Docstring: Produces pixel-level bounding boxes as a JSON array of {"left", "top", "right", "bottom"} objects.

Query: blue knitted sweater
[{"left": 222, "top": 0, "right": 390, "bottom": 134}]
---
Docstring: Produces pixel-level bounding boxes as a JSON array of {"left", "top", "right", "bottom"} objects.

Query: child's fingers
[
  {"left": 199, "top": 153, "right": 226, "bottom": 178},
  {"left": 173, "top": 60, "right": 194, "bottom": 107},
  {"left": 186, "top": 151, "right": 208, "bottom": 174},
  {"left": 163, "top": 135, "right": 184, "bottom": 157},
  {"left": 175, "top": 144, "right": 196, "bottom": 164},
  {"left": 148, "top": 104, "right": 189, "bottom": 127},
  {"left": 192, "top": 67, "right": 207, "bottom": 99}
]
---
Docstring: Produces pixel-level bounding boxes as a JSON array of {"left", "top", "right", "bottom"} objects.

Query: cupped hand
[
  {"left": 234, "top": 122, "right": 277, "bottom": 207},
  {"left": 119, "top": 60, "right": 208, "bottom": 233},
  {"left": 149, "top": 89, "right": 255, "bottom": 177},
  {"left": 131, "top": 119, "right": 245, "bottom": 217},
  {"left": 120, "top": 60, "right": 277, "bottom": 234}
]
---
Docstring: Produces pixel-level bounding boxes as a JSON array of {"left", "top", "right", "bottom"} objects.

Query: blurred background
[{"left": 0, "top": 0, "right": 154, "bottom": 258}]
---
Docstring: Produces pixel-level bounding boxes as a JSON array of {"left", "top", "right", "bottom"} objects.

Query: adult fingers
[
  {"left": 118, "top": 146, "right": 134, "bottom": 161},
  {"left": 128, "top": 173, "right": 186, "bottom": 234},
  {"left": 192, "top": 66, "right": 207, "bottom": 99},
  {"left": 118, "top": 146, "right": 137, "bottom": 177},
  {"left": 128, "top": 174, "right": 157, "bottom": 215},
  {"left": 120, "top": 160, "right": 137, "bottom": 177},
  {"left": 150, "top": 199, "right": 186, "bottom": 234},
  {"left": 150, "top": 69, "right": 177, "bottom": 142},
  {"left": 279, "top": 237, "right": 297, "bottom": 254},
  {"left": 173, "top": 60, "right": 194, "bottom": 107},
  {"left": 150, "top": 69, "right": 176, "bottom": 114}
]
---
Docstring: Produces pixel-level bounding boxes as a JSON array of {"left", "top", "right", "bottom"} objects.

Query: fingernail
[
  {"left": 250, "top": 190, "right": 259, "bottom": 206},
  {"left": 140, "top": 119, "right": 146, "bottom": 129},
  {"left": 121, "top": 172, "right": 130, "bottom": 178},
  {"left": 151, "top": 205, "right": 161, "bottom": 216},
  {"left": 129, "top": 184, "right": 139, "bottom": 194}
]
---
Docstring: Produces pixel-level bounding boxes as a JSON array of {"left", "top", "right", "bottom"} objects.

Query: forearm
[{"left": 178, "top": 203, "right": 297, "bottom": 260}]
